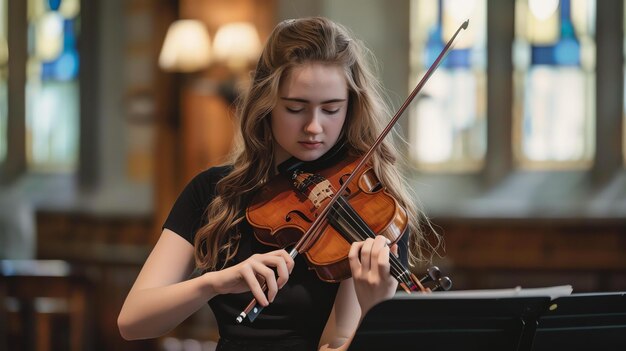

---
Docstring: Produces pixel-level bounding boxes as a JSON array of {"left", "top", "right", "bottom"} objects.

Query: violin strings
[
  {"left": 317, "top": 186, "right": 410, "bottom": 283},
  {"left": 327, "top": 195, "right": 415, "bottom": 288}
]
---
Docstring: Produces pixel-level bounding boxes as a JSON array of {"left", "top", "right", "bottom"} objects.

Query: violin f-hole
[
  {"left": 338, "top": 173, "right": 353, "bottom": 195},
  {"left": 286, "top": 210, "right": 314, "bottom": 223}
]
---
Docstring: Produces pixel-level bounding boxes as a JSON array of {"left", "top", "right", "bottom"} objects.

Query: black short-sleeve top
[{"left": 163, "top": 165, "right": 409, "bottom": 344}]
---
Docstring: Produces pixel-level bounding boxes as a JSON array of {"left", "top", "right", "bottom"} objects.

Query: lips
[{"left": 298, "top": 141, "right": 323, "bottom": 149}]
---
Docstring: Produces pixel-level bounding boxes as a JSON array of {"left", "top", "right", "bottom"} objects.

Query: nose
[{"left": 303, "top": 111, "right": 323, "bottom": 135}]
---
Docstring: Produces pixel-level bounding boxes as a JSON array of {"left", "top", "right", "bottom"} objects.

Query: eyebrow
[{"left": 280, "top": 97, "right": 347, "bottom": 104}]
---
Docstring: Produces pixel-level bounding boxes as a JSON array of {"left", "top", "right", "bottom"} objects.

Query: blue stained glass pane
[
  {"left": 531, "top": 46, "right": 556, "bottom": 65},
  {"left": 560, "top": 0, "right": 572, "bottom": 23},
  {"left": 46, "top": 18, "right": 80, "bottom": 80},
  {"left": 63, "top": 19, "right": 76, "bottom": 49},
  {"left": 41, "top": 61, "right": 56, "bottom": 79},
  {"left": 424, "top": 27, "right": 444, "bottom": 68},
  {"left": 445, "top": 49, "right": 471, "bottom": 68},
  {"left": 555, "top": 0, "right": 580, "bottom": 65},
  {"left": 554, "top": 37, "right": 580, "bottom": 65},
  {"left": 54, "top": 50, "right": 79, "bottom": 80},
  {"left": 48, "top": 0, "right": 61, "bottom": 11}
]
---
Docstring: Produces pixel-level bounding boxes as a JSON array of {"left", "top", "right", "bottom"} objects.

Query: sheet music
[{"left": 395, "top": 285, "right": 573, "bottom": 300}]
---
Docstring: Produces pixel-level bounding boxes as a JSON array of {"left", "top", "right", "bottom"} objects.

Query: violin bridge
[{"left": 292, "top": 172, "right": 335, "bottom": 209}]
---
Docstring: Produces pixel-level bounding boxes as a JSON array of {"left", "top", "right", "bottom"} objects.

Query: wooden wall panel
[{"left": 432, "top": 218, "right": 626, "bottom": 293}]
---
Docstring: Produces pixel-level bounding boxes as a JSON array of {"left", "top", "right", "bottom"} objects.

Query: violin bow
[
  {"left": 289, "top": 19, "right": 469, "bottom": 264},
  {"left": 236, "top": 19, "right": 469, "bottom": 324}
]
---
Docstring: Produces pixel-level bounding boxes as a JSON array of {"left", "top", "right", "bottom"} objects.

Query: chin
[{"left": 294, "top": 151, "right": 325, "bottom": 162}]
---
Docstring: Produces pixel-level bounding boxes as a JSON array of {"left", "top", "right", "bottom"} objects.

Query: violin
[
  {"left": 248, "top": 145, "right": 410, "bottom": 284},
  {"left": 235, "top": 19, "right": 468, "bottom": 324},
  {"left": 238, "top": 150, "right": 451, "bottom": 322}
]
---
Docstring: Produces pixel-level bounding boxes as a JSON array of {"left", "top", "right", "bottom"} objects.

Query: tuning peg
[
  {"left": 419, "top": 266, "right": 441, "bottom": 284},
  {"left": 431, "top": 276, "right": 452, "bottom": 291}
]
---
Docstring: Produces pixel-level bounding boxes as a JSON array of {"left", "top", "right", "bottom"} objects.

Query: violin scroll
[{"left": 419, "top": 266, "right": 452, "bottom": 292}]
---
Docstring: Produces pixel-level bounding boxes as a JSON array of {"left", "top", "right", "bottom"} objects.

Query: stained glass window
[
  {"left": 409, "top": 0, "right": 487, "bottom": 171},
  {"left": 513, "top": 0, "right": 595, "bottom": 168},
  {"left": 0, "top": 0, "right": 7, "bottom": 164},
  {"left": 26, "top": 0, "right": 80, "bottom": 172}
]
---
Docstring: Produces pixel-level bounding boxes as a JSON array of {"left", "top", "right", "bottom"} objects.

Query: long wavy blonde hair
[{"left": 194, "top": 17, "right": 439, "bottom": 271}]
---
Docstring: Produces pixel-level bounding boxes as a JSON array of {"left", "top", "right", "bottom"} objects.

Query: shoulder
[
  {"left": 162, "top": 165, "right": 234, "bottom": 243},
  {"left": 186, "top": 165, "right": 234, "bottom": 196},
  {"left": 170, "top": 164, "right": 234, "bottom": 218},
  {"left": 193, "top": 165, "right": 233, "bottom": 184}
]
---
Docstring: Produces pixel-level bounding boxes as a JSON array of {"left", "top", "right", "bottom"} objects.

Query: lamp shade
[
  {"left": 212, "top": 22, "right": 261, "bottom": 70},
  {"left": 159, "top": 20, "right": 212, "bottom": 73}
]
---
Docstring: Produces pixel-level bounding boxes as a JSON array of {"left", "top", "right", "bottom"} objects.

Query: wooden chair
[{"left": 0, "top": 260, "right": 93, "bottom": 351}]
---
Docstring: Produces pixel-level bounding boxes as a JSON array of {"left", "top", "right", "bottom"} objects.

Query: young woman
[{"left": 118, "top": 17, "right": 434, "bottom": 351}]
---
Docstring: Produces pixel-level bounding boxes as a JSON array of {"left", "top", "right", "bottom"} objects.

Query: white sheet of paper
[{"left": 395, "top": 285, "right": 573, "bottom": 300}]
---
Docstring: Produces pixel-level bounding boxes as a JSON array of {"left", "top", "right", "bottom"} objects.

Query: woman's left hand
[{"left": 348, "top": 235, "right": 399, "bottom": 314}]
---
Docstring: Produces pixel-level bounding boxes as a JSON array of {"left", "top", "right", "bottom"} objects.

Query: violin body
[{"left": 246, "top": 156, "right": 408, "bottom": 282}]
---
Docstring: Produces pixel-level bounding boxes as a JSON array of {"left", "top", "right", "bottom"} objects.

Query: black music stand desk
[
  {"left": 349, "top": 286, "right": 573, "bottom": 351},
  {"left": 530, "top": 292, "right": 626, "bottom": 351}
]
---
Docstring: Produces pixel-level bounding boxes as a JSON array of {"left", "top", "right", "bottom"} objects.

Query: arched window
[
  {"left": 26, "top": 0, "right": 80, "bottom": 172},
  {"left": 409, "top": 0, "right": 487, "bottom": 172},
  {"left": 513, "top": 0, "right": 596, "bottom": 169}
]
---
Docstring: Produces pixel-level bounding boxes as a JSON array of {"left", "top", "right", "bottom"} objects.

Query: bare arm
[
  {"left": 318, "top": 236, "right": 398, "bottom": 351},
  {"left": 318, "top": 278, "right": 361, "bottom": 351},
  {"left": 118, "top": 229, "right": 294, "bottom": 340},
  {"left": 117, "top": 229, "right": 212, "bottom": 339}
]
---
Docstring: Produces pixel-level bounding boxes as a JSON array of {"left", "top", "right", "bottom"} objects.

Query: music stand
[
  {"left": 530, "top": 292, "right": 626, "bottom": 351},
  {"left": 349, "top": 294, "right": 551, "bottom": 351}
]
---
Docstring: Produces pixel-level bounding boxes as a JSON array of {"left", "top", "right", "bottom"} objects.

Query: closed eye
[
  {"left": 286, "top": 107, "right": 304, "bottom": 113},
  {"left": 323, "top": 108, "right": 341, "bottom": 114}
]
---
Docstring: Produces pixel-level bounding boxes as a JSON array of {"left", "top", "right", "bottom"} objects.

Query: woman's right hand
[{"left": 207, "top": 249, "right": 295, "bottom": 306}]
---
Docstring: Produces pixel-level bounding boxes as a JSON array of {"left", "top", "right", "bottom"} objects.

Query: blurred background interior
[{"left": 1, "top": 0, "right": 625, "bottom": 350}]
